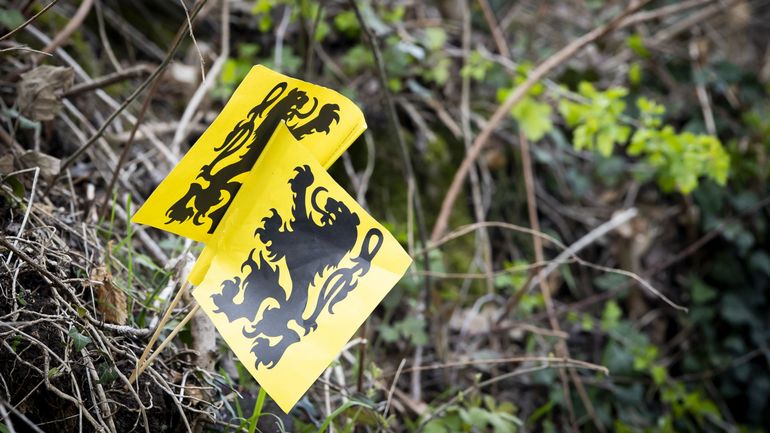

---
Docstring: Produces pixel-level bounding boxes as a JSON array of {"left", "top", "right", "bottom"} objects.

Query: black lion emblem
[
  {"left": 165, "top": 82, "right": 342, "bottom": 234},
  {"left": 210, "top": 165, "right": 383, "bottom": 368}
]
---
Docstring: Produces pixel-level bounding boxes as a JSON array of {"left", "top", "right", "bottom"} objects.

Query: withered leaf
[
  {"left": 90, "top": 266, "right": 127, "bottom": 325},
  {"left": 19, "top": 150, "right": 60, "bottom": 177},
  {"left": 17, "top": 66, "right": 75, "bottom": 121}
]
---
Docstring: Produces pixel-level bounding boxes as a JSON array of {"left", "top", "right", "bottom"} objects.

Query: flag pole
[
  {"left": 129, "top": 280, "right": 191, "bottom": 383},
  {"left": 130, "top": 302, "right": 201, "bottom": 383}
]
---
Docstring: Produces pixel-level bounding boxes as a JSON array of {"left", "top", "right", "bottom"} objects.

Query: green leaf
[
  {"left": 0, "top": 8, "right": 24, "bottom": 30},
  {"left": 421, "top": 28, "right": 447, "bottom": 50},
  {"left": 628, "top": 62, "right": 642, "bottom": 85},
  {"left": 68, "top": 327, "right": 92, "bottom": 351},
  {"left": 749, "top": 251, "right": 770, "bottom": 276},
  {"left": 400, "top": 315, "right": 428, "bottom": 346},
  {"left": 378, "top": 324, "right": 399, "bottom": 343},
  {"left": 626, "top": 100, "right": 730, "bottom": 195},
  {"left": 463, "top": 407, "right": 489, "bottom": 429},
  {"left": 98, "top": 362, "right": 119, "bottom": 384},
  {"left": 581, "top": 314, "right": 594, "bottom": 331},
  {"left": 424, "top": 55, "right": 451, "bottom": 85},
  {"left": 601, "top": 300, "right": 622, "bottom": 332},
  {"left": 341, "top": 45, "right": 374, "bottom": 75},
  {"left": 461, "top": 50, "right": 493, "bottom": 81},
  {"left": 333, "top": 10, "right": 360, "bottom": 37},
  {"left": 626, "top": 34, "right": 650, "bottom": 58},
  {"left": 511, "top": 97, "right": 553, "bottom": 141},
  {"left": 651, "top": 365, "right": 667, "bottom": 386},
  {"left": 2, "top": 175, "right": 25, "bottom": 199},
  {"left": 690, "top": 278, "right": 718, "bottom": 304},
  {"left": 720, "top": 294, "right": 754, "bottom": 325},
  {"left": 558, "top": 83, "right": 630, "bottom": 155}
]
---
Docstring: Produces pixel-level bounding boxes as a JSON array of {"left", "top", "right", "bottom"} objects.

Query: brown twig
[
  {"left": 476, "top": 0, "right": 510, "bottom": 58},
  {"left": 39, "top": 0, "right": 95, "bottom": 56},
  {"left": 605, "top": 0, "right": 741, "bottom": 70},
  {"left": 689, "top": 37, "right": 716, "bottom": 135},
  {"left": 64, "top": 64, "right": 154, "bottom": 97},
  {"left": 392, "top": 355, "right": 609, "bottom": 376},
  {"left": 47, "top": 0, "right": 209, "bottom": 195},
  {"left": 170, "top": 0, "right": 230, "bottom": 154},
  {"left": 0, "top": 0, "right": 61, "bottom": 42},
  {"left": 97, "top": 0, "right": 207, "bottom": 218},
  {"left": 348, "top": 0, "right": 433, "bottom": 403},
  {"left": 356, "top": 321, "right": 367, "bottom": 393},
  {"left": 430, "top": 0, "right": 652, "bottom": 243},
  {"left": 620, "top": 0, "right": 714, "bottom": 27},
  {"left": 519, "top": 131, "right": 583, "bottom": 432},
  {"left": 461, "top": 0, "right": 494, "bottom": 293}
]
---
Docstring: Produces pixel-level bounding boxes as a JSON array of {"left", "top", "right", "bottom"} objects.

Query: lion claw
[
  {"left": 289, "top": 165, "right": 314, "bottom": 193},
  {"left": 165, "top": 201, "right": 194, "bottom": 224},
  {"left": 302, "top": 320, "right": 318, "bottom": 336}
]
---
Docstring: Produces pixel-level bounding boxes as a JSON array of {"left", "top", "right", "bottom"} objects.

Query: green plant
[
  {"left": 629, "top": 98, "right": 729, "bottom": 193},
  {"left": 422, "top": 395, "right": 522, "bottom": 433},
  {"left": 558, "top": 82, "right": 631, "bottom": 156},
  {"left": 498, "top": 65, "right": 554, "bottom": 142},
  {"left": 461, "top": 50, "right": 493, "bottom": 82}
]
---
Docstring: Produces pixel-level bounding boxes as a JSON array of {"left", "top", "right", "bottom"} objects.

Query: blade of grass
[
  {"left": 247, "top": 387, "right": 267, "bottom": 433},
  {"left": 316, "top": 400, "right": 371, "bottom": 433}
]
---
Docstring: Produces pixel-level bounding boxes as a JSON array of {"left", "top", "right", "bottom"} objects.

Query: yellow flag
[
  {"left": 190, "top": 124, "right": 412, "bottom": 412},
  {"left": 132, "top": 65, "right": 366, "bottom": 242}
]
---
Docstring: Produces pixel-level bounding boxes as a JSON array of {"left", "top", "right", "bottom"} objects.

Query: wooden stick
[
  {"left": 130, "top": 280, "right": 190, "bottom": 383},
  {"left": 130, "top": 303, "right": 201, "bottom": 383}
]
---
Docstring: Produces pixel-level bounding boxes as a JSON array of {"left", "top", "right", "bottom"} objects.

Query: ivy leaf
[
  {"left": 399, "top": 316, "right": 428, "bottom": 346},
  {"left": 378, "top": 324, "right": 399, "bottom": 343},
  {"left": 98, "top": 362, "right": 119, "bottom": 384},
  {"left": 691, "top": 278, "right": 718, "bottom": 304},
  {"left": 0, "top": 8, "right": 24, "bottom": 30},
  {"left": 720, "top": 294, "right": 754, "bottom": 325},
  {"left": 68, "top": 327, "right": 92, "bottom": 352},
  {"left": 462, "top": 407, "right": 489, "bottom": 429}
]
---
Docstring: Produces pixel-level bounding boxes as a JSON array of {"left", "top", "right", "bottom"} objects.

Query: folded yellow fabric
[
  {"left": 132, "top": 65, "right": 366, "bottom": 242},
  {"left": 189, "top": 124, "right": 411, "bottom": 412}
]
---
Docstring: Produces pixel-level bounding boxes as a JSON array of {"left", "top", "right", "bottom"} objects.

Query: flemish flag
[
  {"left": 189, "top": 124, "right": 412, "bottom": 412},
  {"left": 132, "top": 65, "right": 366, "bottom": 242}
]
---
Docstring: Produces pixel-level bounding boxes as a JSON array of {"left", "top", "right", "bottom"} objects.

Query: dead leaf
[
  {"left": 0, "top": 154, "right": 14, "bottom": 175},
  {"left": 17, "top": 66, "right": 75, "bottom": 121},
  {"left": 19, "top": 151, "right": 60, "bottom": 177},
  {"left": 449, "top": 304, "right": 499, "bottom": 335},
  {"left": 90, "top": 267, "right": 127, "bottom": 325}
]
